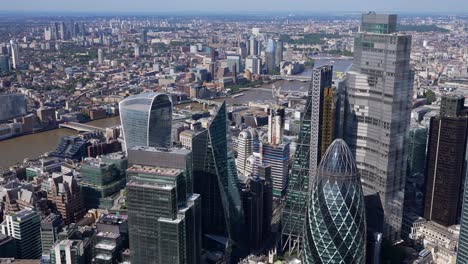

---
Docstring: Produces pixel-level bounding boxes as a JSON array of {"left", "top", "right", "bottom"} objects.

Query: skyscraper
[
  {"left": 304, "top": 139, "right": 366, "bottom": 264},
  {"left": 98, "top": 48, "right": 104, "bottom": 65},
  {"left": 119, "top": 93, "right": 172, "bottom": 152},
  {"left": 236, "top": 129, "right": 255, "bottom": 176},
  {"left": 1, "top": 209, "right": 42, "bottom": 259},
  {"left": 344, "top": 12, "right": 413, "bottom": 241},
  {"left": 0, "top": 55, "right": 10, "bottom": 73},
  {"left": 457, "top": 166, "right": 468, "bottom": 264},
  {"left": 282, "top": 65, "right": 333, "bottom": 253},
  {"left": 424, "top": 95, "right": 468, "bottom": 227},
  {"left": 249, "top": 36, "right": 258, "bottom": 56},
  {"left": 127, "top": 147, "right": 201, "bottom": 264},
  {"left": 265, "top": 39, "right": 276, "bottom": 74},
  {"left": 191, "top": 102, "right": 245, "bottom": 260},
  {"left": 274, "top": 40, "right": 283, "bottom": 67},
  {"left": 9, "top": 39, "right": 19, "bottom": 69}
]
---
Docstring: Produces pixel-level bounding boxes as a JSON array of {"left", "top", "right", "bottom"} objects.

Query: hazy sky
[{"left": 0, "top": 0, "right": 467, "bottom": 13}]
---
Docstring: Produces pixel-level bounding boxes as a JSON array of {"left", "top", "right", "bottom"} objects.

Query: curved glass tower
[
  {"left": 119, "top": 93, "right": 172, "bottom": 152},
  {"left": 304, "top": 139, "right": 366, "bottom": 264}
]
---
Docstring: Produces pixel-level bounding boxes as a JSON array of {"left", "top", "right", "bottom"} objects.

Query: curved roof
[{"left": 317, "top": 139, "right": 358, "bottom": 181}]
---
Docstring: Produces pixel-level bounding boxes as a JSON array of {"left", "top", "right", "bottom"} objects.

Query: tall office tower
[
  {"left": 344, "top": 13, "right": 413, "bottom": 241},
  {"left": 44, "top": 27, "right": 52, "bottom": 41},
  {"left": 227, "top": 54, "right": 243, "bottom": 73},
  {"left": 423, "top": 95, "right": 468, "bottom": 227},
  {"left": 140, "top": 29, "right": 148, "bottom": 43},
  {"left": 49, "top": 174, "right": 86, "bottom": 225},
  {"left": 268, "top": 106, "right": 285, "bottom": 145},
  {"left": 59, "top": 22, "right": 66, "bottom": 40},
  {"left": 191, "top": 102, "right": 245, "bottom": 260},
  {"left": 134, "top": 45, "right": 141, "bottom": 58},
  {"left": 1, "top": 209, "right": 42, "bottom": 259},
  {"left": 50, "top": 22, "right": 58, "bottom": 40},
  {"left": 127, "top": 147, "right": 201, "bottom": 264},
  {"left": 282, "top": 65, "right": 333, "bottom": 253},
  {"left": 0, "top": 55, "right": 10, "bottom": 73},
  {"left": 41, "top": 213, "right": 64, "bottom": 256},
  {"left": 241, "top": 176, "right": 271, "bottom": 250},
  {"left": 257, "top": 142, "right": 290, "bottom": 197},
  {"left": 97, "top": 48, "right": 104, "bottom": 65},
  {"left": 9, "top": 39, "right": 19, "bottom": 69},
  {"left": 304, "top": 139, "right": 366, "bottom": 263},
  {"left": 237, "top": 129, "right": 255, "bottom": 176},
  {"left": 265, "top": 39, "right": 276, "bottom": 74},
  {"left": 119, "top": 93, "right": 172, "bottom": 152},
  {"left": 249, "top": 36, "right": 258, "bottom": 56},
  {"left": 274, "top": 40, "right": 283, "bottom": 67},
  {"left": 457, "top": 169, "right": 468, "bottom": 263},
  {"left": 245, "top": 56, "right": 261, "bottom": 75}
]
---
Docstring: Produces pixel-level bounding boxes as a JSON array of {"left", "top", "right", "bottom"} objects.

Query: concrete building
[
  {"left": 410, "top": 220, "right": 458, "bottom": 264},
  {"left": 49, "top": 175, "right": 86, "bottom": 225}
]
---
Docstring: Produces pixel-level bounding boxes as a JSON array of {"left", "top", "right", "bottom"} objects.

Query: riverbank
[{"left": 0, "top": 116, "right": 121, "bottom": 169}]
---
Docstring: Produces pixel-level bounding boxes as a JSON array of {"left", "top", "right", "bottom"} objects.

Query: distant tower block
[{"left": 268, "top": 106, "right": 285, "bottom": 145}]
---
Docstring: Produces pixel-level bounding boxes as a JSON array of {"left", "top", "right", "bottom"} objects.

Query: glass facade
[
  {"left": 119, "top": 93, "right": 172, "bottom": 152},
  {"left": 192, "top": 102, "right": 245, "bottom": 260},
  {"left": 345, "top": 13, "right": 413, "bottom": 241},
  {"left": 304, "top": 139, "right": 366, "bottom": 264},
  {"left": 281, "top": 65, "right": 333, "bottom": 254}
]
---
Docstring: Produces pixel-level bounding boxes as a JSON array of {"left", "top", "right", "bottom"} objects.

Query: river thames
[
  {"left": 0, "top": 59, "right": 352, "bottom": 169},
  {"left": 0, "top": 116, "right": 121, "bottom": 169}
]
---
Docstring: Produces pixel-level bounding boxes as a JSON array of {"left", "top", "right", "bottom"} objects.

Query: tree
[{"left": 424, "top": 90, "right": 436, "bottom": 104}]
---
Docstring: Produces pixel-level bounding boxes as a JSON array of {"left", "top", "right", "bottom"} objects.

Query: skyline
[{"left": 1, "top": 0, "right": 468, "bottom": 14}]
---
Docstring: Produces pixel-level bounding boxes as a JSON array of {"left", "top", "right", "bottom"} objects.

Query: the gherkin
[{"left": 304, "top": 139, "right": 366, "bottom": 264}]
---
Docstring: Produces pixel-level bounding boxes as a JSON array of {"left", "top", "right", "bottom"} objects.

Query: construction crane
[{"left": 272, "top": 84, "right": 282, "bottom": 105}]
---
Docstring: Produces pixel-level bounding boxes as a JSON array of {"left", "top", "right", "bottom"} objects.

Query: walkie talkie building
[{"left": 304, "top": 139, "right": 366, "bottom": 264}]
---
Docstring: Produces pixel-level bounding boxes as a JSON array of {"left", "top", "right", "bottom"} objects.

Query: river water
[{"left": 0, "top": 116, "right": 121, "bottom": 169}]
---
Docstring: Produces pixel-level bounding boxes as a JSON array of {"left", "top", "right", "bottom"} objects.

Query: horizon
[{"left": 0, "top": 0, "right": 467, "bottom": 14}]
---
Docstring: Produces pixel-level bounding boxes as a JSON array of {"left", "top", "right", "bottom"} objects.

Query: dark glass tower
[
  {"left": 192, "top": 102, "right": 245, "bottom": 260},
  {"left": 281, "top": 65, "right": 333, "bottom": 254},
  {"left": 304, "top": 139, "right": 366, "bottom": 263},
  {"left": 424, "top": 94, "right": 468, "bottom": 227}
]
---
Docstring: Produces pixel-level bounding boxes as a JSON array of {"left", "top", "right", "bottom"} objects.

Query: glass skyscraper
[
  {"left": 191, "top": 102, "right": 245, "bottom": 260},
  {"left": 344, "top": 12, "right": 413, "bottom": 241},
  {"left": 119, "top": 93, "right": 172, "bottom": 152},
  {"left": 281, "top": 65, "right": 333, "bottom": 254},
  {"left": 304, "top": 139, "right": 366, "bottom": 264}
]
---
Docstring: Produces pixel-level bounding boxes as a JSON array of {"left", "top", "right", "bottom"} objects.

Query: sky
[{"left": 0, "top": 0, "right": 467, "bottom": 14}]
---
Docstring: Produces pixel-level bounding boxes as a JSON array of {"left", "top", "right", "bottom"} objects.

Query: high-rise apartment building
[
  {"left": 119, "top": 93, "right": 173, "bottom": 152},
  {"left": 344, "top": 12, "right": 413, "bottom": 241},
  {"left": 191, "top": 102, "right": 245, "bottom": 260},
  {"left": 304, "top": 139, "right": 366, "bottom": 264},
  {"left": 282, "top": 65, "right": 333, "bottom": 253},
  {"left": 1, "top": 209, "right": 42, "bottom": 259},
  {"left": 424, "top": 95, "right": 468, "bottom": 227}
]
